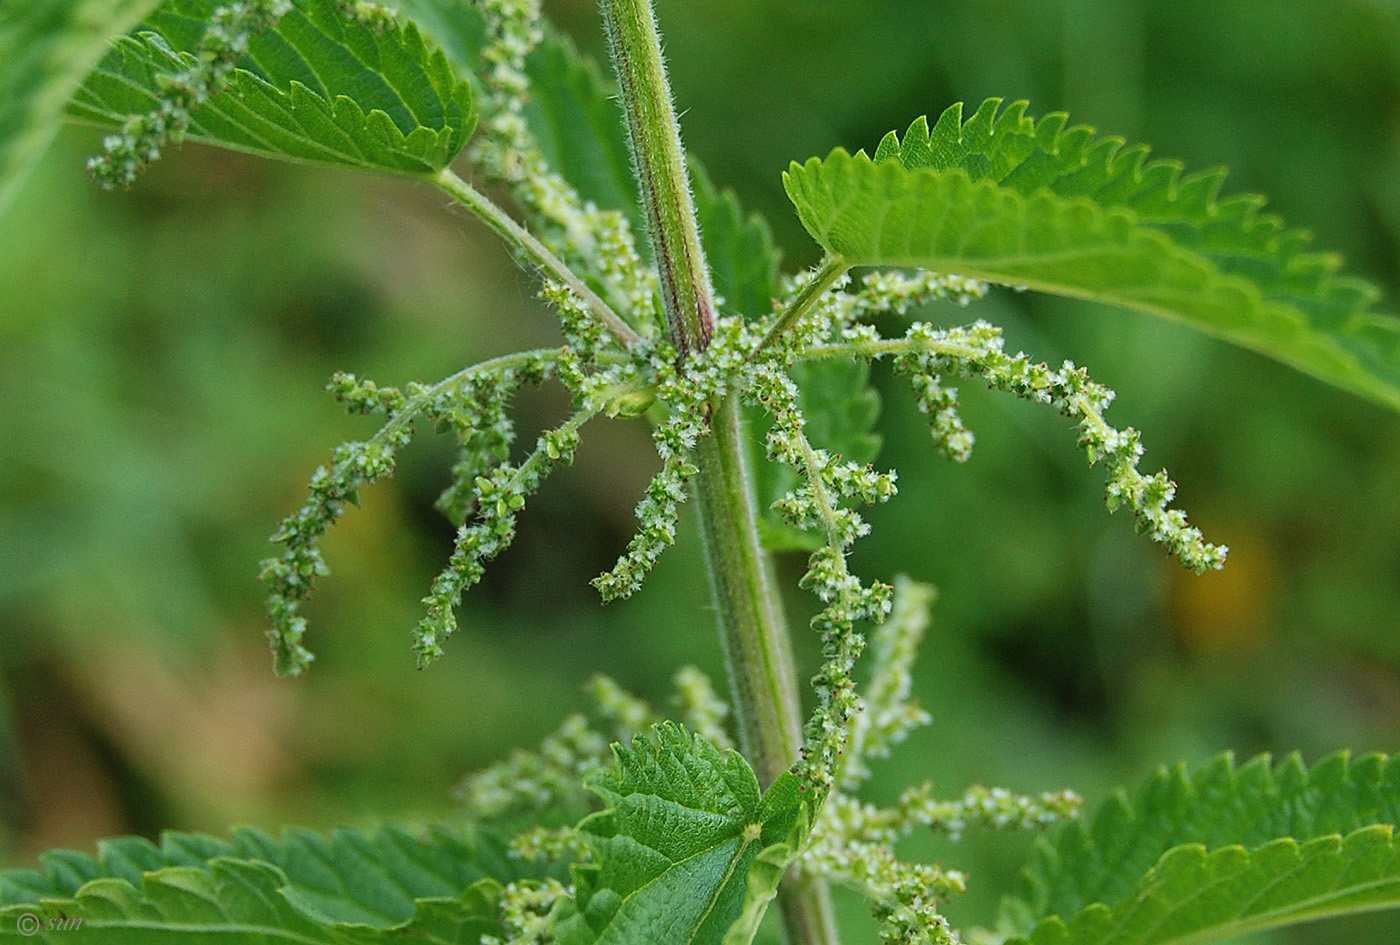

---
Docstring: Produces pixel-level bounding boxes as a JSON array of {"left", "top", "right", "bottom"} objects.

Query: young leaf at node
[{"left": 551, "top": 722, "right": 809, "bottom": 945}]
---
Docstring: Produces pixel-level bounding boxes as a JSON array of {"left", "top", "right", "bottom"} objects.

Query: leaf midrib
[{"left": 593, "top": 804, "right": 760, "bottom": 945}]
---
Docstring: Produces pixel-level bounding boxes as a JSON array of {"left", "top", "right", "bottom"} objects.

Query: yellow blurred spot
[{"left": 1170, "top": 524, "right": 1277, "bottom": 656}]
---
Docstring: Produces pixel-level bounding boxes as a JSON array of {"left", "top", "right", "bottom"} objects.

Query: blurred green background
[{"left": 2, "top": 0, "right": 1399, "bottom": 941}]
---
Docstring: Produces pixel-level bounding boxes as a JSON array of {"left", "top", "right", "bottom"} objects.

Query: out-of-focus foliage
[
  {"left": 0, "top": 0, "right": 164, "bottom": 212},
  {"left": 1, "top": 1, "right": 1398, "bottom": 944}
]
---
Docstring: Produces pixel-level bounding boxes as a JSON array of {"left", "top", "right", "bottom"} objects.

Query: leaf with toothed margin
[
  {"left": 785, "top": 99, "right": 1400, "bottom": 411},
  {"left": 550, "top": 722, "right": 810, "bottom": 945},
  {"left": 68, "top": 0, "right": 474, "bottom": 178},
  {"left": 998, "top": 752, "right": 1400, "bottom": 945},
  {"left": 1007, "top": 828, "right": 1400, "bottom": 945},
  {"left": 0, "top": 822, "right": 531, "bottom": 942}
]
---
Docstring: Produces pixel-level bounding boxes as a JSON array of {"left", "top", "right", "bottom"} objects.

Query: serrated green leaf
[
  {"left": 551, "top": 722, "right": 809, "bottom": 945},
  {"left": 386, "top": 0, "right": 487, "bottom": 80},
  {"left": 999, "top": 752, "right": 1400, "bottom": 942},
  {"left": 784, "top": 100, "right": 1400, "bottom": 411},
  {"left": 0, "top": 823, "right": 521, "bottom": 942},
  {"left": 0, "top": 860, "right": 502, "bottom": 943},
  {"left": 68, "top": 0, "right": 474, "bottom": 178},
  {"left": 0, "top": 0, "right": 165, "bottom": 213},
  {"left": 1010, "top": 827, "right": 1400, "bottom": 945}
]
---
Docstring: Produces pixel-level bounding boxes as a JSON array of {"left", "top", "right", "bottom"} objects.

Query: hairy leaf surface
[
  {"left": 0, "top": 823, "right": 519, "bottom": 942},
  {"left": 69, "top": 0, "right": 474, "bottom": 177},
  {"left": 551, "top": 722, "right": 808, "bottom": 945},
  {"left": 0, "top": 0, "right": 164, "bottom": 212},
  {"left": 1000, "top": 753, "right": 1400, "bottom": 942},
  {"left": 784, "top": 100, "right": 1400, "bottom": 410}
]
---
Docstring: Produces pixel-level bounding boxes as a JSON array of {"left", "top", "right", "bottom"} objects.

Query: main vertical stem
[
  {"left": 693, "top": 397, "right": 842, "bottom": 945},
  {"left": 691, "top": 395, "right": 803, "bottom": 784},
  {"left": 599, "top": 0, "right": 714, "bottom": 357},
  {"left": 599, "top": 1, "right": 839, "bottom": 942}
]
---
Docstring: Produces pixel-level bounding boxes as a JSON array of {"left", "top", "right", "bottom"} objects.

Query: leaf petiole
[{"left": 434, "top": 167, "right": 643, "bottom": 349}]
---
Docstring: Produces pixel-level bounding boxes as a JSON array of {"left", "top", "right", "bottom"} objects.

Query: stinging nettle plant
[{"left": 2, "top": 0, "right": 1400, "bottom": 943}]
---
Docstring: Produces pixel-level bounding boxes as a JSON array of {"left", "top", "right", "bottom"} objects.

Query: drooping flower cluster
[
  {"left": 841, "top": 576, "right": 936, "bottom": 789},
  {"left": 794, "top": 576, "right": 960, "bottom": 945},
  {"left": 808, "top": 792, "right": 968, "bottom": 945},
  {"left": 887, "top": 320, "right": 1228, "bottom": 574},
  {"left": 592, "top": 315, "right": 764, "bottom": 599},
  {"left": 895, "top": 783, "right": 1085, "bottom": 843},
  {"left": 802, "top": 783, "right": 1082, "bottom": 945},
  {"left": 260, "top": 350, "right": 560, "bottom": 675},
  {"left": 410, "top": 289, "right": 647, "bottom": 667},
  {"left": 468, "top": 0, "right": 546, "bottom": 188},
  {"left": 767, "top": 575, "right": 1081, "bottom": 945},
  {"left": 806, "top": 268, "right": 988, "bottom": 330},
  {"left": 748, "top": 351, "right": 898, "bottom": 789}
]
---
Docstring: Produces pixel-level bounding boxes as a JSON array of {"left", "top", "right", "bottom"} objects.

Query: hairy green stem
[
  {"left": 692, "top": 397, "right": 842, "bottom": 945},
  {"left": 598, "top": 0, "right": 715, "bottom": 356},
  {"left": 778, "top": 874, "right": 841, "bottom": 945},
  {"left": 600, "top": 1, "right": 842, "bottom": 942},
  {"left": 691, "top": 395, "right": 803, "bottom": 782},
  {"left": 434, "top": 168, "right": 642, "bottom": 348}
]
